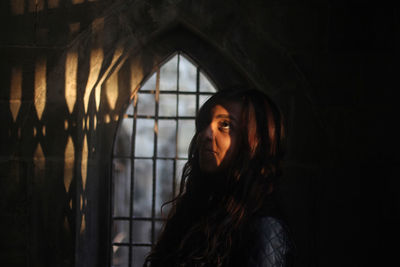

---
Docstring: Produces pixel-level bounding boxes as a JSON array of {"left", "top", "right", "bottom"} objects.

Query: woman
[{"left": 144, "top": 88, "right": 293, "bottom": 266}]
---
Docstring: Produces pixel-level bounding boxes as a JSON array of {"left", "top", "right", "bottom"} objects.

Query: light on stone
[
  {"left": 81, "top": 134, "right": 88, "bottom": 190},
  {"left": 34, "top": 57, "right": 47, "bottom": 120},
  {"left": 84, "top": 17, "right": 104, "bottom": 114},
  {"left": 105, "top": 114, "right": 110, "bottom": 124},
  {"left": 72, "top": 0, "right": 84, "bottom": 4},
  {"left": 80, "top": 214, "right": 86, "bottom": 234},
  {"left": 65, "top": 50, "right": 78, "bottom": 114},
  {"left": 64, "top": 136, "right": 74, "bottom": 193},
  {"left": 34, "top": 143, "right": 45, "bottom": 183},
  {"left": 10, "top": 67, "right": 22, "bottom": 122},
  {"left": 11, "top": 0, "right": 24, "bottom": 15},
  {"left": 105, "top": 71, "right": 119, "bottom": 110},
  {"left": 84, "top": 48, "right": 103, "bottom": 114},
  {"left": 95, "top": 40, "right": 125, "bottom": 112},
  {"left": 48, "top": 0, "right": 59, "bottom": 9},
  {"left": 29, "top": 0, "right": 44, "bottom": 12}
]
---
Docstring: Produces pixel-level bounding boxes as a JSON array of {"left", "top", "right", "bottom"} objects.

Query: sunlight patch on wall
[
  {"left": 94, "top": 41, "right": 125, "bottom": 112},
  {"left": 34, "top": 57, "right": 46, "bottom": 120},
  {"left": 69, "top": 22, "right": 80, "bottom": 37},
  {"left": 81, "top": 134, "right": 88, "bottom": 190},
  {"left": 34, "top": 143, "right": 45, "bottom": 183},
  {"left": 64, "top": 216, "right": 70, "bottom": 232},
  {"left": 65, "top": 50, "right": 78, "bottom": 114},
  {"left": 28, "top": 0, "right": 44, "bottom": 12},
  {"left": 48, "top": 0, "right": 59, "bottom": 9},
  {"left": 11, "top": 0, "right": 24, "bottom": 15},
  {"left": 84, "top": 48, "right": 103, "bottom": 113},
  {"left": 72, "top": 0, "right": 85, "bottom": 4},
  {"left": 104, "top": 114, "right": 110, "bottom": 124},
  {"left": 10, "top": 66, "right": 22, "bottom": 122},
  {"left": 79, "top": 195, "right": 86, "bottom": 234},
  {"left": 105, "top": 71, "right": 119, "bottom": 110},
  {"left": 64, "top": 136, "right": 74, "bottom": 193},
  {"left": 80, "top": 214, "right": 86, "bottom": 234},
  {"left": 130, "top": 58, "right": 144, "bottom": 96}
]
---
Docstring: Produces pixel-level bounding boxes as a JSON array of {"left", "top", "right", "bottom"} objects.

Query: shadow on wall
[{"left": 2, "top": 1, "right": 323, "bottom": 267}]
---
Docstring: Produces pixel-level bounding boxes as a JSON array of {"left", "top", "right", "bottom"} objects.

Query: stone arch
[
  {"left": 47, "top": 4, "right": 313, "bottom": 266},
  {"left": 73, "top": 22, "right": 258, "bottom": 267}
]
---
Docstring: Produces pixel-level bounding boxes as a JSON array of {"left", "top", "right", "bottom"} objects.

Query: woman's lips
[{"left": 200, "top": 149, "right": 217, "bottom": 161}]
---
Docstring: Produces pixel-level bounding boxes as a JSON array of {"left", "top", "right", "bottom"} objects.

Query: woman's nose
[{"left": 202, "top": 123, "right": 214, "bottom": 141}]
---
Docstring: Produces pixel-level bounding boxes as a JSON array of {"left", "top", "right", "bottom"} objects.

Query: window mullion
[
  {"left": 128, "top": 93, "right": 138, "bottom": 267},
  {"left": 151, "top": 69, "right": 161, "bottom": 245}
]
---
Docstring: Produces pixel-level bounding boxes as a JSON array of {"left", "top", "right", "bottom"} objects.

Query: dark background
[{"left": 1, "top": 1, "right": 398, "bottom": 266}]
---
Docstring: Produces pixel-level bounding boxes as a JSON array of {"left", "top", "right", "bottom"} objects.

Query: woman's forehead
[{"left": 210, "top": 103, "right": 242, "bottom": 122}]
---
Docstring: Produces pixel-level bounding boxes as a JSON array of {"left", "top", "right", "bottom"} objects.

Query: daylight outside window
[{"left": 111, "top": 52, "right": 217, "bottom": 267}]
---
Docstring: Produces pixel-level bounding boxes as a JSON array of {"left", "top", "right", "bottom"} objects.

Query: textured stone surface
[{"left": 0, "top": 1, "right": 398, "bottom": 267}]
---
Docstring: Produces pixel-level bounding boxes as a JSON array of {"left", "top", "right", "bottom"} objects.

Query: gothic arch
[{"left": 74, "top": 23, "right": 254, "bottom": 267}]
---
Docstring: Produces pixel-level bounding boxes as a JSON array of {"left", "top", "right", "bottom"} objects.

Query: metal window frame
[{"left": 110, "top": 52, "right": 215, "bottom": 267}]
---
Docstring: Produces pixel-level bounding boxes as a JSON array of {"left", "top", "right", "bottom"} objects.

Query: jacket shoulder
[{"left": 246, "top": 216, "right": 293, "bottom": 267}]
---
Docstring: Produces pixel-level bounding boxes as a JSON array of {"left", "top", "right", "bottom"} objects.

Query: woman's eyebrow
[{"left": 216, "top": 114, "right": 238, "bottom": 122}]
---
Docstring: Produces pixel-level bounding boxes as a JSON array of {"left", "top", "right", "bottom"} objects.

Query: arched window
[{"left": 111, "top": 52, "right": 217, "bottom": 267}]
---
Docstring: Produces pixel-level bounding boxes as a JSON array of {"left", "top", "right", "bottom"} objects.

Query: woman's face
[{"left": 197, "top": 102, "right": 242, "bottom": 173}]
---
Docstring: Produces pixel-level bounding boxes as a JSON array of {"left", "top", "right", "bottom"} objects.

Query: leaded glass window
[{"left": 111, "top": 52, "right": 217, "bottom": 267}]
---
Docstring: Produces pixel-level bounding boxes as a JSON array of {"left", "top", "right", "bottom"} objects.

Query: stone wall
[{"left": 1, "top": 1, "right": 398, "bottom": 266}]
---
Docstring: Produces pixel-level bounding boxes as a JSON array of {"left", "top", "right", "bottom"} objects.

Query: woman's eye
[{"left": 219, "top": 120, "right": 231, "bottom": 131}]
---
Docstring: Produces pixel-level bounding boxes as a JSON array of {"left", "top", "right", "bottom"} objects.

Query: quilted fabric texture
[{"left": 245, "top": 217, "right": 293, "bottom": 267}]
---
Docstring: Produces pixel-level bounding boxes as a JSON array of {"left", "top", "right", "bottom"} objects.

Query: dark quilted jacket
[{"left": 241, "top": 216, "right": 293, "bottom": 267}]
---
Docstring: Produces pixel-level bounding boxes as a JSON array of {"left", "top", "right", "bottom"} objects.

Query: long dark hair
[{"left": 144, "top": 88, "right": 285, "bottom": 267}]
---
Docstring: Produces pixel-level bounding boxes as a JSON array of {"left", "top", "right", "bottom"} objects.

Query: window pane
[
  {"left": 160, "top": 54, "right": 178, "bottom": 91},
  {"left": 177, "top": 120, "right": 195, "bottom": 158},
  {"left": 113, "top": 159, "right": 131, "bottom": 217},
  {"left": 199, "top": 71, "right": 217, "bottom": 92},
  {"left": 156, "top": 160, "right": 173, "bottom": 218},
  {"left": 137, "top": 93, "right": 155, "bottom": 116},
  {"left": 133, "top": 247, "right": 151, "bottom": 267},
  {"left": 135, "top": 119, "right": 154, "bottom": 157},
  {"left": 112, "top": 220, "right": 130, "bottom": 244},
  {"left": 112, "top": 53, "right": 218, "bottom": 261},
  {"left": 114, "top": 118, "right": 133, "bottom": 157},
  {"left": 158, "top": 94, "right": 176, "bottom": 117},
  {"left": 175, "top": 159, "right": 187, "bottom": 197},
  {"left": 126, "top": 101, "right": 134, "bottom": 116},
  {"left": 112, "top": 245, "right": 129, "bottom": 267},
  {"left": 178, "top": 94, "right": 196, "bottom": 116},
  {"left": 132, "top": 220, "right": 151, "bottom": 243},
  {"left": 157, "top": 120, "right": 176, "bottom": 157},
  {"left": 141, "top": 72, "right": 156, "bottom": 91},
  {"left": 199, "top": 94, "right": 213, "bottom": 111},
  {"left": 133, "top": 159, "right": 153, "bottom": 217},
  {"left": 179, "top": 55, "right": 197, "bottom": 92}
]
